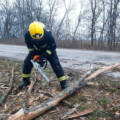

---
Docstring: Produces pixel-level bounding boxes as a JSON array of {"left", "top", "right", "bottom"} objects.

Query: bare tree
[
  {"left": 55, "top": 0, "right": 73, "bottom": 41},
  {"left": 99, "top": 0, "right": 106, "bottom": 44},
  {"left": 107, "top": 0, "right": 120, "bottom": 48},
  {"left": 0, "top": 0, "right": 13, "bottom": 39},
  {"left": 89, "top": 0, "right": 102, "bottom": 46},
  {"left": 47, "top": 0, "right": 58, "bottom": 31},
  {"left": 72, "top": 10, "right": 81, "bottom": 41},
  {"left": 34, "top": 0, "right": 43, "bottom": 21}
]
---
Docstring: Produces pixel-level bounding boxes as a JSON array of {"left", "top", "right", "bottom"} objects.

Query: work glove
[{"left": 60, "top": 80, "right": 67, "bottom": 90}]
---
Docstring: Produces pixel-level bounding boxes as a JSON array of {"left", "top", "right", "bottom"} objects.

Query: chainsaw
[{"left": 31, "top": 58, "right": 50, "bottom": 83}]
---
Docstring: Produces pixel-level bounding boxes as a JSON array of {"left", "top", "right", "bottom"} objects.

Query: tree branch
[{"left": 0, "top": 66, "right": 15, "bottom": 105}]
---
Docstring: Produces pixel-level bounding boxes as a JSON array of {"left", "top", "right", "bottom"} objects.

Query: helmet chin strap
[
  {"left": 32, "top": 34, "right": 43, "bottom": 40},
  {"left": 33, "top": 33, "right": 42, "bottom": 39}
]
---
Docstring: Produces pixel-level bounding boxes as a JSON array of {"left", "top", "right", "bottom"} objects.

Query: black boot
[
  {"left": 60, "top": 80, "right": 67, "bottom": 90},
  {"left": 18, "top": 78, "right": 30, "bottom": 90}
]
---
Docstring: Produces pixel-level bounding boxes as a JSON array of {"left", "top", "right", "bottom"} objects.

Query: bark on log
[{"left": 85, "top": 62, "right": 120, "bottom": 81}]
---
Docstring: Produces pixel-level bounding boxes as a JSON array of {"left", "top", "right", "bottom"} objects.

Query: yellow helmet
[{"left": 29, "top": 21, "right": 44, "bottom": 39}]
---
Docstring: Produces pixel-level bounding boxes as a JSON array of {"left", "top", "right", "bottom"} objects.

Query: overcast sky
[{"left": 5, "top": 0, "right": 81, "bottom": 17}]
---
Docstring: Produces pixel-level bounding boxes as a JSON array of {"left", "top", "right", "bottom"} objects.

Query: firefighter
[{"left": 18, "top": 21, "right": 67, "bottom": 90}]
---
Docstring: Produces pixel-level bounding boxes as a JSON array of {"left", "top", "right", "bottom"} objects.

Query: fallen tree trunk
[
  {"left": 8, "top": 62, "right": 120, "bottom": 120},
  {"left": 8, "top": 70, "right": 93, "bottom": 120}
]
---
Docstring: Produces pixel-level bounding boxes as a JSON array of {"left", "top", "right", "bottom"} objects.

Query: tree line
[{"left": 0, "top": 0, "right": 120, "bottom": 51}]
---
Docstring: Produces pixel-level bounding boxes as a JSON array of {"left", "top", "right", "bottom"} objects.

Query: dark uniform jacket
[{"left": 24, "top": 29, "right": 56, "bottom": 58}]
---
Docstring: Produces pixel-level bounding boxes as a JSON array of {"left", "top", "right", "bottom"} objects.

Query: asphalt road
[{"left": 0, "top": 44, "right": 120, "bottom": 71}]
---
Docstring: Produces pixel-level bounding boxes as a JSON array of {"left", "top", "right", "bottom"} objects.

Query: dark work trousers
[{"left": 23, "top": 51, "right": 65, "bottom": 78}]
